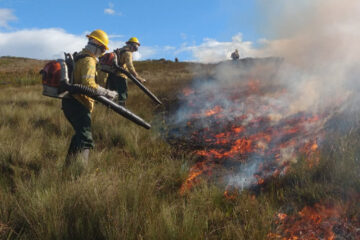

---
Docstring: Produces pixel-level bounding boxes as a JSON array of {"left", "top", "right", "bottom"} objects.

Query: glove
[
  {"left": 105, "top": 90, "right": 118, "bottom": 101},
  {"left": 97, "top": 86, "right": 118, "bottom": 101},
  {"left": 138, "top": 77, "right": 146, "bottom": 83}
]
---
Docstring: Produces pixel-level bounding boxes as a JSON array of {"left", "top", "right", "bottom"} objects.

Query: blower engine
[
  {"left": 99, "top": 52, "right": 117, "bottom": 74},
  {"left": 40, "top": 53, "right": 74, "bottom": 98},
  {"left": 40, "top": 60, "right": 68, "bottom": 98}
]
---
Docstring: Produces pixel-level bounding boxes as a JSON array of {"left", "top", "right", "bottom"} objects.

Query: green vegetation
[{"left": 0, "top": 58, "right": 359, "bottom": 239}]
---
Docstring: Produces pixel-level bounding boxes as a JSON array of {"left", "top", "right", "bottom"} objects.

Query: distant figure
[
  {"left": 175, "top": 57, "right": 179, "bottom": 62},
  {"left": 231, "top": 49, "right": 240, "bottom": 60}
]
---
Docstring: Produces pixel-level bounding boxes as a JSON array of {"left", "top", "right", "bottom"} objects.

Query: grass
[
  {"left": 0, "top": 57, "right": 47, "bottom": 87},
  {"left": 0, "top": 57, "right": 359, "bottom": 239}
]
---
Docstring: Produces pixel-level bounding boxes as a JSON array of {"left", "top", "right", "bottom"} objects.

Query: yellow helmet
[
  {"left": 86, "top": 29, "right": 109, "bottom": 50},
  {"left": 126, "top": 37, "right": 140, "bottom": 46}
]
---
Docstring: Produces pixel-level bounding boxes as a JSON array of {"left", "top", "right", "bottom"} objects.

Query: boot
[{"left": 79, "top": 149, "right": 90, "bottom": 167}]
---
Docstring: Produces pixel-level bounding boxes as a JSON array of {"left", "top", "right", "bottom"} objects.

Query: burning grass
[
  {"left": 171, "top": 77, "right": 329, "bottom": 195},
  {"left": 0, "top": 57, "right": 359, "bottom": 239},
  {"left": 268, "top": 200, "right": 360, "bottom": 240},
  {"left": 167, "top": 60, "right": 360, "bottom": 239}
]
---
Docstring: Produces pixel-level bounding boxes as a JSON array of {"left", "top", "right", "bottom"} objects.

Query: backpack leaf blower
[{"left": 40, "top": 54, "right": 151, "bottom": 129}]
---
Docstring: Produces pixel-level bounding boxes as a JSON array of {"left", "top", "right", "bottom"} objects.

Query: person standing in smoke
[
  {"left": 105, "top": 37, "right": 146, "bottom": 106},
  {"left": 231, "top": 49, "right": 240, "bottom": 60},
  {"left": 62, "top": 29, "right": 117, "bottom": 167}
]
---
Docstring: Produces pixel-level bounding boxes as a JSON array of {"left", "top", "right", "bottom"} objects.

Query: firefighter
[
  {"left": 231, "top": 49, "right": 240, "bottom": 60},
  {"left": 62, "top": 29, "right": 117, "bottom": 166},
  {"left": 106, "top": 37, "right": 146, "bottom": 106}
]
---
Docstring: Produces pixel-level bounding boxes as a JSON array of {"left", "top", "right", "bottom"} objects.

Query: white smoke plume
[{"left": 257, "top": 0, "right": 360, "bottom": 113}]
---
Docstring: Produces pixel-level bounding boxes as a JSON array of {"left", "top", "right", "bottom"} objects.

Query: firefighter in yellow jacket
[
  {"left": 106, "top": 37, "right": 146, "bottom": 106},
  {"left": 62, "top": 29, "right": 117, "bottom": 165}
]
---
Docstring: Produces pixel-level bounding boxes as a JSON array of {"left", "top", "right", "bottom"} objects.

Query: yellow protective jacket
[
  {"left": 72, "top": 49, "right": 99, "bottom": 112},
  {"left": 114, "top": 47, "right": 145, "bottom": 82}
]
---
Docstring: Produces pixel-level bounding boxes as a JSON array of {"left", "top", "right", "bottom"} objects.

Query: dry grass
[
  {"left": 0, "top": 57, "right": 359, "bottom": 239},
  {"left": 0, "top": 57, "right": 47, "bottom": 86}
]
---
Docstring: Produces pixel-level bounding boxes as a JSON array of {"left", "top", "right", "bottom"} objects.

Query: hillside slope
[{"left": 0, "top": 57, "right": 359, "bottom": 240}]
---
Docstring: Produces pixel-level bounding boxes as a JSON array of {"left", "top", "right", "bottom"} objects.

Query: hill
[{"left": 0, "top": 57, "right": 359, "bottom": 239}]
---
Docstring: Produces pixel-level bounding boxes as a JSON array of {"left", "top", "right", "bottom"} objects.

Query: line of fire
[{"left": 167, "top": 58, "right": 360, "bottom": 239}]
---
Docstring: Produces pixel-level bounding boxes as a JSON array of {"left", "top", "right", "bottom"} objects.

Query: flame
[
  {"left": 182, "top": 87, "right": 194, "bottom": 96},
  {"left": 180, "top": 113, "right": 323, "bottom": 193},
  {"left": 179, "top": 161, "right": 214, "bottom": 195},
  {"left": 268, "top": 201, "right": 360, "bottom": 240},
  {"left": 224, "top": 189, "right": 237, "bottom": 200},
  {"left": 176, "top": 77, "right": 331, "bottom": 195},
  {"left": 277, "top": 213, "right": 288, "bottom": 221},
  {"left": 205, "top": 105, "right": 223, "bottom": 117}
]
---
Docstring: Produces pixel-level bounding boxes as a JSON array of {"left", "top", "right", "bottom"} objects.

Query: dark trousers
[
  {"left": 62, "top": 97, "right": 94, "bottom": 156},
  {"left": 106, "top": 74, "right": 128, "bottom": 102}
]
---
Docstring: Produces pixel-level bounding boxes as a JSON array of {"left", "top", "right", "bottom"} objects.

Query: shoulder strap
[
  {"left": 73, "top": 52, "right": 90, "bottom": 62},
  {"left": 64, "top": 52, "right": 91, "bottom": 85},
  {"left": 114, "top": 48, "right": 130, "bottom": 59}
]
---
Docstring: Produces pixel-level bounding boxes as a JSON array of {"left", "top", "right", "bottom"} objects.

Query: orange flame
[
  {"left": 180, "top": 161, "right": 214, "bottom": 195},
  {"left": 205, "top": 105, "right": 223, "bottom": 117},
  {"left": 182, "top": 87, "right": 194, "bottom": 96},
  {"left": 267, "top": 202, "right": 360, "bottom": 240},
  {"left": 224, "top": 189, "right": 237, "bottom": 200},
  {"left": 178, "top": 79, "right": 327, "bottom": 195}
]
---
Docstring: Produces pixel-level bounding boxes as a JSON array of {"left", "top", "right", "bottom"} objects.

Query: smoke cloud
[{"left": 256, "top": 0, "right": 360, "bottom": 113}]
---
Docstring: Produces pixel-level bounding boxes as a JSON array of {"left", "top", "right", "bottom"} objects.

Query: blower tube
[{"left": 64, "top": 83, "right": 151, "bottom": 129}]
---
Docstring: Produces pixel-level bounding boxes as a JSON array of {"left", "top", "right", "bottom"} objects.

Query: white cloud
[
  {"left": 104, "top": 3, "right": 121, "bottom": 16},
  {"left": 0, "top": 8, "right": 17, "bottom": 28},
  {"left": 134, "top": 46, "right": 158, "bottom": 60},
  {"left": 0, "top": 28, "right": 86, "bottom": 59},
  {"left": 104, "top": 8, "right": 115, "bottom": 15},
  {"left": 0, "top": 27, "right": 267, "bottom": 62},
  {"left": 108, "top": 34, "right": 124, "bottom": 39},
  {"left": 133, "top": 45, "right": 177, "bottom": 60},
  {"left": 177, "top": 33, "right": 260, "bottom": 63},
  {"left": 106, "top": 40, "right": 125, "bottom": 52},
  {"left": 0, "top": 28, "right": 158, "bottom": 60},
  {"left": 164, "top": 45, "right": 176, "bottom": 51}
]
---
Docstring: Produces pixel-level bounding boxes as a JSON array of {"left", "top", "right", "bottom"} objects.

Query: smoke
[
  {"left": 170, "top": 1, "right": 360, "bottom": 192},
  {"left": 257, "top": 0, "right": 360, "bottom": 113}
]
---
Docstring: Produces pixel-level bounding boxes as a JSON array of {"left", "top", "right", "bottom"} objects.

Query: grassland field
[{"left": 0, "top": 56, "right": 359, "bottom": 240}]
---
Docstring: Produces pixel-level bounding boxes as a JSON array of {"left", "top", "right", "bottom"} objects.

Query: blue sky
[{"left": 0, "top": 0, "right": 271, "bottom": 61}]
